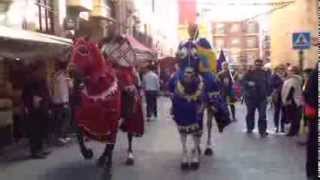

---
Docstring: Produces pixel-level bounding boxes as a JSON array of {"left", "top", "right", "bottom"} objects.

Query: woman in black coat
[
  {"left": 22, "top": 64, "right": 50, "bottom": 159},
  {"left": 303, "top": 66, "right": 318, "bottom": 179}
]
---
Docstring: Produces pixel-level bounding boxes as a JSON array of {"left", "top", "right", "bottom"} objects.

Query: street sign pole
[
  {"left": 292, "top": 32, "right": 311, "bottom": 72},
  {"left": 298, "top": 49, "right": 304, "bottom": 73}
]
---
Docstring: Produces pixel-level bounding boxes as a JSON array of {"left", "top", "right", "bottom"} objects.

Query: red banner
[{"left": 178, "top": 0, "right": 197, "bottom": 25}]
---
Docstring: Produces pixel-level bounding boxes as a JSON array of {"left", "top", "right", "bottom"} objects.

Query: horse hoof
[
  {"left": 180, "top": 162, "right": 189, "bottom": 170},
  {"left": 190, "top": 162, "right": 200, "bottom": 170},
  {"left": 126, "top": 158, "right": 134, "bottom": 166},
  {"left": 104, "top": 163, "right": 112, "bottom": 173},
  {"left": 204, "top": 148, "right": 213, "bottom": 156},
  {"left": 97, "top": 157, "right": 106, "bottom": 167},
  {"left": 82, "top": 149, "right": 94, "bottom": 159},
  {"left": 198, "top": 147, "right": 202, "bottom": 155}
]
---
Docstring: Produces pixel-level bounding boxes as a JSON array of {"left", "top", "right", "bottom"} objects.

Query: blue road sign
[{"left": 292, "top": 32, "right": 311, "bottom": 49}]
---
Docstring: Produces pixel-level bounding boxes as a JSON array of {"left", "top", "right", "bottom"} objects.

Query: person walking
[
  {"left": 303, "top": 66, "right": 317, "bottom": 180},
  {"left": 22, "top": 63, "right": 51, "bottom": 159},
  {"left": 142, "top": 65, "right": 160, "bottom": 121},
  {"left": 281, "top": 66, "right": 303, "bottom": 137},
  {"left": 242, "top": 59, "right": 271, "bottom": 137},
  {"left": 51, "top": 62, "right": 72, "bottom": 145},
  {"left": 270, "top": 65, "right": 287, "bottom": 133},
  {"left": 217, "top": 62, "right": 237, "bottom": 122}
]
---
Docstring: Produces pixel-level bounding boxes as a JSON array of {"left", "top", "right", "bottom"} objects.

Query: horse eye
[{"left": 77, "top": 46, "right": 89, "bottom": 56}]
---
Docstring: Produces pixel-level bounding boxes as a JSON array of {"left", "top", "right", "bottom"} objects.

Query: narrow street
[{"left": 0, "top": 97, "right": 306, "bottom": 180}]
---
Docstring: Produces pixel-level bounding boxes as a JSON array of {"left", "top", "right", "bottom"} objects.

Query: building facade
[
  {"left": 270, "top": 0, "right": 318, "bottom": 69},
  {"left": 212, "top": 21, "right": 260, "bottom": 66},
  {"left": 134, "top": 0, "right": 179, "bottom": 57},
  {"left": 0, "top": 0, "right": 114, "bottom": 149}
]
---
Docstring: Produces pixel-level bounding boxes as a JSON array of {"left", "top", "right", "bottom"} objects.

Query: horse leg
[
  {"left": 205, "top": 109, "right": 214, "bottom": 156},
  {"left": 76, "top": 127, "right": 93, "bottom": 159},
  {"left": 126, "top": 133, "right": 135, "bottom": 165},
  {"left": 98, "top": 143, "right": 115, "bottom": 171},
  {"left": 190, "top": 134, "right": 201, "bottom": 170},
  {"left": 179, "top": 132, "right": 189, "bottom": 170}
]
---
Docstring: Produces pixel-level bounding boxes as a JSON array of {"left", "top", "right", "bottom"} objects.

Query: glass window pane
[
  {"left": 246, "top": 37, "right": 257, "bottom": 48},
  {"left": 231, "top": 38, "right": 240, "bottom": 46},
  {"left": 215, "top": 23, "right": 225, "bottom": 34},
  {"left": 247, "top": 22, "right": 257, "bottom": 33},
  {"left": 215, "top": 38, "right": 224, "bottom": 48},
  {"left": 230, "top": 24, "right": 240, "bottom": 33}
]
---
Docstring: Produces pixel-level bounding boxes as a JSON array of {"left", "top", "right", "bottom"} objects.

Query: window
[
  {"left": 246, "top": 22, "right": 257, "bottom": 33},
  {"left": 246, "top": 37, "right": 258, "bottom": 48},
  {"left": 215, "top": 23, "right": 225, "bottom": 34},
  {"left": 230, "top": 38, "right": 240, "bottom": 47},
  {"left": 230, "top": 48, "right": 241, "bottom": 60},
  {"left": 35, "top": 0, "right": 54, "bottom": 34},
  {"left": 246, "top": 52, "right": 258, "bottom": 63},
  {"left": 230, "top": 23, "right": 240, "bottom": 33},
  {"left": 214, "top": 38, "right": 224, "bottom": 48}
]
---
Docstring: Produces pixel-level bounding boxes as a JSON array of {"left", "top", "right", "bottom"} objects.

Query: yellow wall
[{"left": 270, "top": 0, "right": 318, "bottom": 69}]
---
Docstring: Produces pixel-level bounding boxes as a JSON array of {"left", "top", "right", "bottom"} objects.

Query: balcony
[
  {"left": 90, "top": 0, "right": 112, "bottom": 20},
  {"left": 67, "top": 0, "right": 93, "bottom": 12}
]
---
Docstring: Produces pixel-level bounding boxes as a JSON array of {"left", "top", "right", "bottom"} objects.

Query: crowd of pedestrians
[
  {"left": 233, "top": 59, "right": 317, "bottom": 180},
  {"left": 3, "top": 57, "right": 317, "bottom": 179}
]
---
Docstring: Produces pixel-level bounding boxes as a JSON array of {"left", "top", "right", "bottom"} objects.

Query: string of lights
[
  {"left": 180, "top": 0, "right": 295, "bottom": 6},
  {"left": 241, "top": 2, "right": 295, "bottom": 22}
]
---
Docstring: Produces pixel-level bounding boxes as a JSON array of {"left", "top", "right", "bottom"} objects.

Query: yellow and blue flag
[{"left": 197, "top": 46, "right": 218, "bottom": 74}]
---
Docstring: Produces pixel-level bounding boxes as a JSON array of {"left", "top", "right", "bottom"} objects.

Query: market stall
[{"left": 0, "top": 25, "right": 72, "bottom": 148}]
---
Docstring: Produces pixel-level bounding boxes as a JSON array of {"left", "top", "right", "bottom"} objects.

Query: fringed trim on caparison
[
  {"left": 78, "top": 124, "right": 117, "bottom": 143},
  {"left": 177, "top": 123, "right": 203, "bottom": 136}
]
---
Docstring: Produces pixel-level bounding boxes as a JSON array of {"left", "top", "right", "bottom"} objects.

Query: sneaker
[
  {"left": 260, "top": 132, "right": 269, "bottom": 138},
  {"left": 246, "top": 129, "right": 253, "bottom": 134},
  {"left": 40, "top": 149, "right": 51, "bottom": 156},
  {"left": 64, "top": 137, "right": 72, "bottom": 143},
  {"left": 57, "top": 138, "right": 67, "bottom": 146}
]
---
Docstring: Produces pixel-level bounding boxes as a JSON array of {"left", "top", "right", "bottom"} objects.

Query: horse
[
  {"left": 100, "top": 35, "right": 145, "bottom": 166},
  {"left": 168, "top": 40, "right": 231, "bottom": 170},
  {"left": 70, "top": 38, "right": 141, "bottom": 173}
]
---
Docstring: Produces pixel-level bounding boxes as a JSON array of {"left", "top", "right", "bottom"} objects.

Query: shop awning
[
  {"left": 101, "top": 35, "right": 157, "bottom": 67},
  {"left": 124, "top": 35, "right": 157, "bottom": 62},
  {"left": 0, "top": 25, "right": 72, "bottom": 60}
]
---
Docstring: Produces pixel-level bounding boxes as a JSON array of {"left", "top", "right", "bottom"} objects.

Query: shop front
[{"left": 0, "top": 25, "right": 72, "bottom": 149}]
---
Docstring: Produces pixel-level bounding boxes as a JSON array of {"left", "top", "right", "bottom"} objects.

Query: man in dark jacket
[
  {"left": 22, "top": 64, "right": 51, "bottom": 159},
  {"left": 242, "top": 59, "right": 271, "bottom": 137},
  {"left": 303, "top": 67, "right": 317, "bottom": 180}
]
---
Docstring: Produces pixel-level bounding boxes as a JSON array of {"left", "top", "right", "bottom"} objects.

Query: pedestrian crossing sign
[{"left": 292, "top": 32, "right": 311, "bottom": 49}]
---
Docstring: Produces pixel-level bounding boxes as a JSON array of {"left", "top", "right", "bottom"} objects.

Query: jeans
[
  {"left": 285, "top": 104, "right": 302, "bottom": 135},
  {"left": 52, "top": 104, "right": 71, "bottom": 139},
  {"left": 26, "top": 110, "right": 48, "bottom": 154},
  {"left": 306, "top": 119, "right": 317, "bottom": 178},
  {"left": 245, "top": 99, "right": 267, "bottom": 134},
  {"left": 145, "top": 91, "right": 158, "bottom": 118},
  {"left": 273, "top": 99, "right": 286, "bottom": 131}
]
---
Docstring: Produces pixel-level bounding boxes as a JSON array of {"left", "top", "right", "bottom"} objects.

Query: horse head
[
  {"left": 176, "top": 40, "right": 203, "bottom": 95},
  {"left": 71, "top": 38, "right": 116, "bottom": 96}
]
